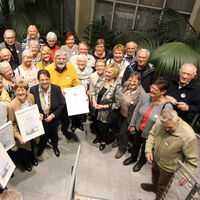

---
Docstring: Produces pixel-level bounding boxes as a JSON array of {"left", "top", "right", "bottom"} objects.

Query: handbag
[{"left": 107, "top": 84, "right": 120, "bottom": 124}]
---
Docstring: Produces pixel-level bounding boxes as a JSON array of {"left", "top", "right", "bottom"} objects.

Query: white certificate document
[
  {"left": 64, "top": 85, "right": 89, "bottom": 116},
  {"left": 0, "top": 142, "right": 15, "bottom": 189},
  {"left": 0, "top": 121, "right": 15, "bottom": 151},
  {"left": 15, "top": 104, "right": 45, "bottom": 142}
]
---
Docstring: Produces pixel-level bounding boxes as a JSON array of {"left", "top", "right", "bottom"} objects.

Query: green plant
[{"left": 84, "top": 16, "right": 117, "bottom": 50}]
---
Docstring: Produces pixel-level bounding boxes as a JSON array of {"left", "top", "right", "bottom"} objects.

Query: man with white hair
[
  {"left": 46, "top": 49, "right": 80, "bottom": 141},
  {"left": 0, "top": 29, "right": 22, "bottom": 69},
  {"left": 142, "top": 109, "right": 198, "bottom": 200},
  {"left": 70, "top": 41, "right": 95, "bottom": 70},
  {"left": 125, "top": 41, "right": 138, "bottom": 64},
  {"left": 165, "top": 63, "right": 200, "bottom": 121},
  {"left": 122, "top": 48, "right": 156, "bottom": 92}
]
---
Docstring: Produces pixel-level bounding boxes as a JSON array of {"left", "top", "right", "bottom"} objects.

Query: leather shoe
[
  {"left": 133, "top": 162, "right": 144, "bottom": 172},
  {"left": 93, "top": 137, "right": 100, "bottom": 144},
  {"left": 123, "top": 157, "right": 137, "bottom": 166},
  {"left": 99, "top": 144, "right": 105, "bottom": 151},
  {"left": 115, "top": 151, "right": 125, "bottom": 159},
  {"left": 63, "top": 132, "right": 72, "bottom": 140},
  {"left": 31, "top": 158, "right": 38, "bottom": 166},
  {"left": 53, "top": 147, "right": 60, "bottom": 157},
  {"left": 112, "top": 141, "right": 118, "bottom": 148},
  {"left": 141, "top": 183, "right": 157, "bottom": 193},
  {"left": 71, "top": 132, "right": 79, "bottom": 142},
  {"left": 71, "top": 125, "right": 76, "bottom": 132},
  {"left": 78, "top": 123, "right": 84, "bottom": 131},
  {"left": 24, "top": 164, "right": 32, "bottom": 171}
]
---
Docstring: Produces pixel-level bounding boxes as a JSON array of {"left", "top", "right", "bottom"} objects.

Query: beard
[{"left": 56, "top": 63, "right": 66, "bottom": 69}]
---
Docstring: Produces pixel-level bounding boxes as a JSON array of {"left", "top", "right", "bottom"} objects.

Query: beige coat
[{"left": 8, "top": 93, "right": 39, "bottom": 151}]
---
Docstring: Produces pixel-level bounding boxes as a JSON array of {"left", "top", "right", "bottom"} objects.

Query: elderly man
[
  {"left": 125, "top": 41, "right": 137, "bottom": 64},
  {"left": 122, "top": 48, "right": 156, "bottom": 92},
  {"left": 70, "top": 41, "right": 95, "bottom": 70},
  {"left": 142, "top": 109, "right": 198, "bottom": 200},
  {"left": 0, "top": 29, "right": 22, "bottom": 69},
  {"left": 165, "top": 63, "right": 200, "bottom": 121},
  {"left": 46, "top": 49, "right": 80, "bottom": 141}
]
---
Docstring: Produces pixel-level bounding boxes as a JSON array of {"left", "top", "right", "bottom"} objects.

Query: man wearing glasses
[{"left": 165, "top": 63, "right": 200, "bottom": 121}]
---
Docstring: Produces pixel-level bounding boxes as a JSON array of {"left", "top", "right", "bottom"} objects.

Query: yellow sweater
[{"left": 45, "top": 62, "right": 80, "bottom": 90}]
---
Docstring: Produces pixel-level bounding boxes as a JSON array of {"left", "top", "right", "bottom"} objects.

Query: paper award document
[
  {"left": 64, "top": 85, "right": 89, "bottom": 116},
  {"left": 15, "top": 104, "right": 45, "bottom": 142},
  {"left": 0, "top": 142, "right": 15, "bottom": 189},
  {"left": 0, "top": 121, "right": 15, "bottom": 151}
]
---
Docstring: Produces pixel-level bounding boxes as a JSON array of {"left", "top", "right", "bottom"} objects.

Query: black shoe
[
  {"left": 99, "top": 144, "right": 106, "bottom": 151},
  {"left": 24, "top": 163, "right": 32, "bottom": 171},
  {"left": 141, "top": 183, "right": 157, "bottom": 193},
  {"left": 71, "top": 132, "right": 79, "bottom": 142},
  {"left": 133, "top": 162, "right": 144, "bottom": 172},
  {"left": 31, "top": 158, "right": 38, "bottom": 166},
  {"left": 123, "top": 157, "right": 137, "bottom": 166},
  {"left": 53, "top": 147, "right": 60, "bottom": 157},
  {"left": 37, "top": 146, "right": 46, "bottom": 157},
  {"left": 78, "top": 123, "right": 84, "bottom": 131},
  {"left": 63, "top": 132, "right": 72, "bottom": 140},
  {"left": 71, "top": 125, "right": 76, "bottom": 132},
  {"left": 93, "top": 137, "right": 100, "bottom": 144}
]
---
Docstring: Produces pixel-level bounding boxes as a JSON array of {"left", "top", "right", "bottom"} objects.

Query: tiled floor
[{"left": 1, "top": 121, "right": 199, "bottom": 200}]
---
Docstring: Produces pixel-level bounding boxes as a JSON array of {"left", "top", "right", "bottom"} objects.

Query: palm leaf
[{"left": 150, "top": 42, "right": 200, "bottom": 79}]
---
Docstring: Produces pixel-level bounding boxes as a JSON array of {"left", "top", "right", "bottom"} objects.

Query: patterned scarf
[{"left": 39, "top": 85, "right": 51, "bottom": 117}]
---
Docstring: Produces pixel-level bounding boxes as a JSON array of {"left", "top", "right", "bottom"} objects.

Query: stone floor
[{"left": 1, "top": 121, "right": 199, "bottom": 200}]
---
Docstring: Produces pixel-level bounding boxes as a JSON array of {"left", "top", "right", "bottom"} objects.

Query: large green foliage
[{"left": 150, "top": 42, "right": 200, "bottom": 77}]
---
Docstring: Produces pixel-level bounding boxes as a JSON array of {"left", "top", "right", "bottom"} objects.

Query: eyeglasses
[{"left": 150, "top": 85, "right": 160, "bottom": 92}]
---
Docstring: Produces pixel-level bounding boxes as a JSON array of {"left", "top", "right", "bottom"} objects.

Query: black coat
[{"left": 30, "top": 84, "right": 65, "bottom": 119}]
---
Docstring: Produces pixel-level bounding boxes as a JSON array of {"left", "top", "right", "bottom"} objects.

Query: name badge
[
  {"left": 181, "top": 93, "right": 186, "bottom": 98},
  {"left": 154, "top": 114, "right": 158, "bottom": 118},
  {"left": 165, "top": 141, "right": 169, "bottom": 146},
  {"left": 66, "top": 76, "right": 70, "bottom": 79}
]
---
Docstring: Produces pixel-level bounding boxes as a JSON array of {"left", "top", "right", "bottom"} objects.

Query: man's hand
[
  {"left": 128, "top": 126, "right": 136, "bottom": 135},
  {"left": 165, "top": 95, "right": 177, "bottom": 105},
  {"left": 146, "top": 152, "right": 153, "bottom": 163},
  {"left": 177, "top": 102, "right": 189, "bottom": 111},
  {"left": 44, "top": 114, "right": 54, "bottom": 122},
  {"left": 178, "top": 177, "right": 187, "bottom": 186}
]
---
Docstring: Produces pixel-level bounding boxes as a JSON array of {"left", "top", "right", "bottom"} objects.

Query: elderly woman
[
  {"left": 37, "top": 46, "right": 54, "bottom": 70},
  {"left": 29, "top": 40, "right": 41, "bottom": 65},
  {"left": 8, "top": 81, "right": 39, "bottom": 171},
  {"left": 0, "top": 75, "right": 11, "bottom": 104},
  {"left": 22, "top": 25, "right": 45, "bottom": 51},
  {"left": 30, "top": 70, "right": 65, "bottom": 157},
  {"left": 61, "top": 32, "right": 78, "bottom": 61},
  {"left": 0, "top": 61, "right": 16, "bottom": 99},
  {"left": 89, "top": 59, "right": 106, "bottom": 143},
  {"left": 89, "top": 39, "right": 113, "bottom": 61},
  {"left": 107, "top": 44, "right": 129, "bottom": 80},
  {"left": 123, "top": 78, "right": 172, "bottom": 172},
  {"left": 46, "top": 31, "right": 60, "bottom": 59},
  {"left": 91, "top": 63, "right": 122, "bottom": 151},
  {"left": 113, "top": 72, "right": 145, "bottom": 159},
  {"left": 14, "top": 49, "right": 38, "bottom": 88}
]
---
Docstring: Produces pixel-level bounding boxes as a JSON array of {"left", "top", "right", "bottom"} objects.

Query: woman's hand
[
  {"left": 39, "top": 113, "right": 44, "bottom": 121},
  {"left": 19, "top": 137, "right": 26, "bottom": 145},
  {"left": 128, "top": 126, "right": 136, "bottom": 135},
  {"left": 44, "top": 114, "right": 54, "bottom": 122}
]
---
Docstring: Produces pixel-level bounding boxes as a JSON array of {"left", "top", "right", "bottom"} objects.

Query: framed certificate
[
  {"left": 0, "top": 121, "right": 15, "bottom": 151},
  {"left": 15, "top": 104, "right": 45, "bottom": 142},
  {"left": 0, "top": 142, "right": 15, "bottom": 189},
  {"left": 64, "top": 85, "right": 89, "bottom": 116}
]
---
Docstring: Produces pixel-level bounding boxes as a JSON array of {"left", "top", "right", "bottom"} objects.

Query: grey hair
[
  {"left": 27, "top": 25, "right": 40, "bottom": 39},
  {"left": 159, "top": 109, "right": 178, "bottom": 123},
  {"left": 29, "top": 40, "right": 39, "bottom": 48},
  {"left": 0, "top": 48, "right": 12, "bottom": 56},
  {"left": 46, "top": 31, "right": 57, "bottom": 41},
  {"left": 77, "top": 54, "right": 87, "bottom": 63},
  {"left": 22, "top": 49, "right": 33, "bottom": 59},
  {"left": 4, "top": 29, "right": 16, "bottom": 38},
  {"left": 0, "top": 61, "right": 11, "bottom": 75},
  {"left": 1, "top": 189, "right": 23, "bottom": 200},
  {"left": 180, "top": 63, "right": 197, "bottom": 75},
  {"left": 138, "top": 48, "right": 150, "bottom": 58},
  {"left": 55, "top": 49, "right": 67, "bottom": 58},
  {"left": 126, "top": 41, "right": 137, "bottom": 49}
]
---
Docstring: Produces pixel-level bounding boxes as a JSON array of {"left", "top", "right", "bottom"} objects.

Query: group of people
[{"left": 0, "top": 25, "right": 199, "bottom": 200}]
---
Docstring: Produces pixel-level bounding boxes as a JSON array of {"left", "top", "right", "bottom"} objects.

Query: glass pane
[
  {"left": 113, "top": 3, "right": 135, "bottom": 32},
  {"left": 119, "top": 0, "right": 137, "bottom": 3},
  {"left": 139, "top": 0, "right": 164, "bottom": 7},
  {"left": 135, "top": 7, "right": 160, "bottom": 31},
  {"left": 166, "top": 0, "right": 195, "bottom": 12},
  {"left": 95, "top": 0, "right": 113, "bottom": 28}
]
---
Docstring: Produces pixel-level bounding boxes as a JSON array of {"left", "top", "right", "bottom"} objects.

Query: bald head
[
  {"left": 126, "top": 41, "right": 137, "bottom": 57},
  {"left": 0, "top": 48, "right": 12, "bottom": 62},
  {"left": 4, "top": 29, "right": 15, "bottom": 47},
  {"left": 179, "top": 63, "right": 197, "bottom": 84}
]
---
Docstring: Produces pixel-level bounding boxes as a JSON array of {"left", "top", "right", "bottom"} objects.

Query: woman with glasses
[{"left": 123, "top": 78, "right": 172, "bottom": 172}]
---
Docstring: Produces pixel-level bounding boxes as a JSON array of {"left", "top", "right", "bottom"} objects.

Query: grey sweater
[{"left": 130, "top": 93, "right": 172, "bottom": 139}]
